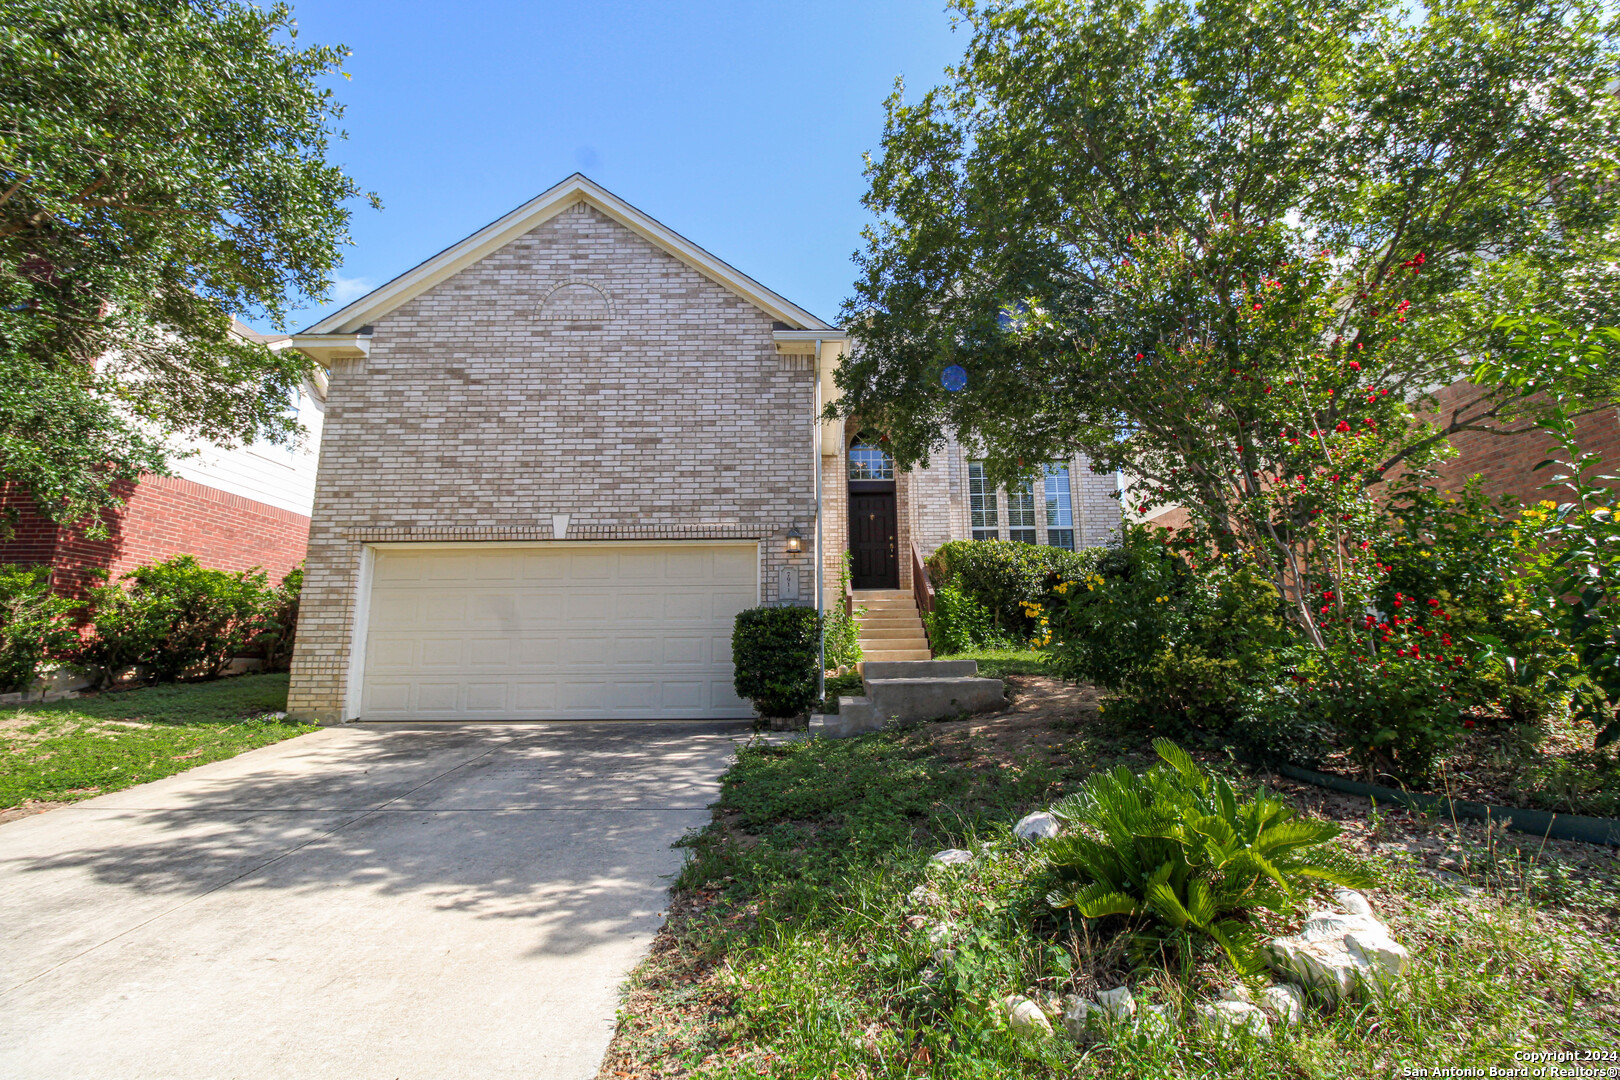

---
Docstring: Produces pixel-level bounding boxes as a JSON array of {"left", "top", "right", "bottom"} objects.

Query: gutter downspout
[{"left": 814, "top": 338, "right": 825, "bottom": 706}]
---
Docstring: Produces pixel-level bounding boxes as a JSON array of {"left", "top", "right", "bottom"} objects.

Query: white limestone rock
[
  {"left": 1013, "top": 811, "right": 1062, "bottom": 842},
  {"left": 930, "top": 848, "right": 974, "bottom": 867},
  {"left": 1196, "top": 1000, "right": 1272, "bottom": 1041},
  {"left": 1266, "top": 911, "right": 1409, "bottom": 1000},
  {"left": 1136, "top": 1002, "right": 1176, "bottom": 1039},
  {"left": 1095, "top": 986, "right": 1136, "bottom": 1020},
  {"left": 999, "top": 995, "right": 1054, "bottom": 1038},
  {"left": 1259, "top": 983, "right": 1306, "bottom": 1025},
  {"left": 907, "top": 884, "right": 943, "bottom": 908},
  {"left": 1062, "top": 996, "right": 1101, "bottom": 1042},
  {"left": 1061, "top": 987, "right": 1134, "bottom": 1042},
  {"left": 1216, "top": 984, "right": 1251, "bottom": 1003},
  {"left": 925, "top": 921, "right": 958, "bottom": 963},
  {"left": 1332, "top": 886, "right": 1375, "bottom": 916}
]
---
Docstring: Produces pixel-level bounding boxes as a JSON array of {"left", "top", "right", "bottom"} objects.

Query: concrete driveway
[{"left": 0, "top": 720, "right": 750, "bottom": 1080}]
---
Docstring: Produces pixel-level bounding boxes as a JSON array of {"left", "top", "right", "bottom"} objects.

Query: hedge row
[{"left": 0, "top": 555, "right": 303, "bottom": 694}]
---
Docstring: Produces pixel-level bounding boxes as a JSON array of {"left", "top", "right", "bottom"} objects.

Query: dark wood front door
[{"left": 850, "top": 491, "right": 899, "bottom": 589}]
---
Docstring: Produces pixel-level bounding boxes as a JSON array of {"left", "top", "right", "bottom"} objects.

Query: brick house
[
  {"left": 282, "top": 175, "right": 1119, "bottom": 723},
  {"left": 0, "top": 321, "right": 323, "bottom": 597},
  {"left": 1428, "top": 379, "right": 1620, "bottom": 509}
]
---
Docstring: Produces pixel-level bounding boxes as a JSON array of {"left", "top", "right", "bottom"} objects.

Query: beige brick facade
[
  {"left": 828, "top": 429, "right": 1123, "bottom": 570},
  {"left": 287, "top": 187, "right": 1123, "bottom": 721},
  {"left": 288, "top": 202, "right": 817, "bottom": 720}
]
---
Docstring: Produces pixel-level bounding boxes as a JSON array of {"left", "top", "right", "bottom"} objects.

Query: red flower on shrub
[{"left": 1334, "top": 421, "right": 1351, "bottom": 433}]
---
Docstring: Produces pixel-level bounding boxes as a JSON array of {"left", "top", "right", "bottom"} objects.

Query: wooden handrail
[
  {"left": 911, "top": 539, "right": 935, "bottom": 613},
  {"left": 843, "top": 573, "right": 854, "bottom": 618},
  {"left": 911, "top": 539, "right": 935, "bottom": 656}
]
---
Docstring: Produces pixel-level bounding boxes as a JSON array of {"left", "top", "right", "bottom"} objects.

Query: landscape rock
[
  {"left": 1136, "top": 1003, "right": 1176, "bottom": 1039},
  {"left": 904, "top": 913, "right": 928, "bottom": 930},
  {"left": 907, "top": 885, "right": 943, "bottom": 908},
  {"left": 925, "top": 922, "right": 958, "bottom": 964},
  {"left": 1095, "top": 986, "right": 1136, "bottom": 1020},
  {"left": 929, "top": 848, "right": 974, "bottom": 867},
  {"left": 1259, "top": 983, "right": 1305, "bottom": 1025},
  {"left": 1062, "top": 996, "right": 1100, "bottom": 1042},
  {"left": 999, "top": 995, "right": 1054, "bottom": 1038},
  {"left": 1216, "top": 984, "right": 1251, "bottom": 1003},
  {"left": 1332, "top": 886, "right": 1375, "bottom": 916},
  {"left": 1266, "top": 911, "right": 1409, "bottom": 1000},
  {"left": 1061, "top": 988, "right": 1135, "bottom": 1041},
  {"left": 1195, "top": 1000, "right": 1272, "bottom": 1041},
  {"left": 1013, "top": 811, "right": 1062, "bottom": 842}
]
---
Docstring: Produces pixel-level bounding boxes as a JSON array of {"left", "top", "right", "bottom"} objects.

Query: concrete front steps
[
  {"left": 853, "top": 588, "right": 931, "bottom": 663},
  {"left": 810, "top": 659, "right": 1006, "bottom": 739}
]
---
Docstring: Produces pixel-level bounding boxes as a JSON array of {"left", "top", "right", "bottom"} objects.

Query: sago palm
[{"left": 1044, "top": 739, "right": 1372, "bottom": 977}]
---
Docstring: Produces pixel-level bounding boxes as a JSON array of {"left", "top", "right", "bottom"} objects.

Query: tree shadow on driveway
[{"left": 0, "top": 720, "right": 752, "bottom": 972}]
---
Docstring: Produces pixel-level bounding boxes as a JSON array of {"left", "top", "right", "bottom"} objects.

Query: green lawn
[
  {"left": 935, "top": 646, "right": 1052, "bottom": 679},
  {"left": 0, "top": 674, "right": 317, "bottom": 809},
  {"left": 600, "top": 710, "right": 1620, "bottom": 1078}
]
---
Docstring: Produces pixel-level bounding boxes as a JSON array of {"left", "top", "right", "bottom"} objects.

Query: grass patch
[
  {"left": 602, "top": 700, "right": 1620, "bottom": 1078},
  {"left": 936, "top": 647, "right": 1051, "bottom": 679},
  {"left": 0, "top": 674, "right": 316, "bottom": 808},
  {"left": 816, "top": 670, "right": 866, "bottom": 715}
]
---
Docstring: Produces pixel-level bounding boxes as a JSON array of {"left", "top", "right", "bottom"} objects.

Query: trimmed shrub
[
  {"left": 1043, "top": 740, "right": 1371, "bottom": 978},
  {"left": 732, "top": 606, "right": 822, "bottom": 720},
  {"left": 0, "top": 564, "right": 78, "bottom": 693},
  {"left": 927, "top": 539, "right": 1100, "bottom": 640},
  {"left": 77, "top": 555, "right": 271, "bottom": 686}
]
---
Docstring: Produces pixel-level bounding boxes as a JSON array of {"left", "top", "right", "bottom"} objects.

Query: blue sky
[{"left": 256, "top": 1, "right": 965, "bottom": 334}]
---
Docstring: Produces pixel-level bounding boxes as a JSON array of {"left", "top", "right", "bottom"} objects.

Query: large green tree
[
  {"left": 1, "top": 0, "right": 373, "bottom": 534},
  {"left": 839, "top": 0, "right": 1620, "bottom": 537}
]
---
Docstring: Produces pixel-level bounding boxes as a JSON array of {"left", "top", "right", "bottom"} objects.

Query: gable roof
[{"left": 301, "top": 173, "right": 834, "bottom": 335}]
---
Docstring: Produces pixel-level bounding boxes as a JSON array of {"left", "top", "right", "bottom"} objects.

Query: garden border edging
[{"left": 1265, "top": 762, "right": 1620, "bottom": 849}]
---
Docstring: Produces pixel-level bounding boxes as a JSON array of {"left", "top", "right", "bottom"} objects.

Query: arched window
[{"left": 848, "top": 435, "right": 895, "bottom": 481}]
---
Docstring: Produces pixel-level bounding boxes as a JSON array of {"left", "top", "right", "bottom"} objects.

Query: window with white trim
[
  {"left": 1007, "top": 477, "right": 1037, "bottom": 544},
  {"left": 1044, "top": 463, "right": 1075, "bottom": 550},
  {"left": 968, "top": 461, "right": 998, "bottom": 540}
]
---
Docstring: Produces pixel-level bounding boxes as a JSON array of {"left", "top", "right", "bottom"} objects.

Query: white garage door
[{"left": 359, "top": 543, "right": 758, "bottom": 721}]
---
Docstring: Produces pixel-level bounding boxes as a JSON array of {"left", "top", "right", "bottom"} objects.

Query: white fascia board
[
  {"left": 288, "top": 333, "right": 371, "bottom": 367},
  {"left": 304, "top": 173, "right": 834, "bottom": 335},
  {"left": 772, "top": 328, "right": 848, "bottom": 354}
]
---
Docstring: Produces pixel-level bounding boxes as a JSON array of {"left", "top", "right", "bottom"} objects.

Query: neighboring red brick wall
[
  {"left": 0, "top": 475, "right": 310, "bottom": 597},
  {"left": 1429, "top": 380, "right": 1620, "bottom": 509}
]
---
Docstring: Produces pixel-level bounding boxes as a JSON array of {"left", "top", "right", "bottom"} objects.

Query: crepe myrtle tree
[
  {"left": 835, "top": 0, "right": 1620, "bottom": 641},
  {"left": 0, "top": 0, "right": 376, "bottom": 536}
]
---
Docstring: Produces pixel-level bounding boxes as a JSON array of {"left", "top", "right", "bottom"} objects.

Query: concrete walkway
[{"left": 0, "top": 720, "right": 750, "bottom": 1080}]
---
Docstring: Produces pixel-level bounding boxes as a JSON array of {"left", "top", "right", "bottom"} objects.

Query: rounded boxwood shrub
[{"left": 732, "top": 605, "right": 822, "bottom": 719}]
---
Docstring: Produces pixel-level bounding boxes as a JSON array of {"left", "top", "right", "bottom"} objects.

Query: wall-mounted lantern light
[{"left": 785, "top": 526, "right": 803, "bottom": 554}]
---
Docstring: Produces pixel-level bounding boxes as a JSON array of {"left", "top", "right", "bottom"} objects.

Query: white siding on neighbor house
[{"left": 168, "top": 381, "right": 325, "bottom": 517}]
